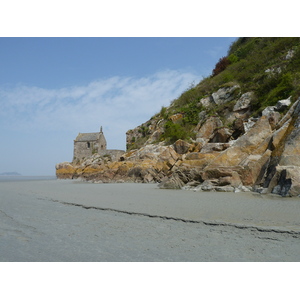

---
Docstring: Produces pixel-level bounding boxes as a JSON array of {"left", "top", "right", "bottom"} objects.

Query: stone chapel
[
  {"left": 73, "top": 126, "right": 107, "bottom": 160},
  {"left": 73, "top": 126, "right": 125, "bottom": 162}
]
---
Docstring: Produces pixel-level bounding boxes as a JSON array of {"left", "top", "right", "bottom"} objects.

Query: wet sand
[{"left": 1, "top": 179, "right": 300, "bottom": 261}]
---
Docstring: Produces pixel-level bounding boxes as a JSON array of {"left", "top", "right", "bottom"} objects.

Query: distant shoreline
[
  {"left": 0, "top": 172, "right": 22, "bottom": 176},
  {"left": 0, "top": 175, "right": 56, "bottom": 182}
]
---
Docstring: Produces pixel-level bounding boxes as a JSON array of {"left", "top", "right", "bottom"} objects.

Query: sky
[{"left": 0, "top": 37, "right": 237, "bottom": 175}]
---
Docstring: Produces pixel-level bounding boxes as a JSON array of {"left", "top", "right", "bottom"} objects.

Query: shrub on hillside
[
  {"left": 162, "top": 121, "right": 189, "bottom": 143},
  {"left": 212, "top": 56, "right": 230, "bottom": 77}
]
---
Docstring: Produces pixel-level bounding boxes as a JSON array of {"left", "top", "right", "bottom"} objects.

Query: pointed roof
[{"left": 75, "top": 132, "right": 101, "bottom": 142}]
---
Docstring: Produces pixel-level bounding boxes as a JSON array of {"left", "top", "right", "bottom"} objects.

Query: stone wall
[
  {"left": 99, "top": 149, "right": 125, "bottom": 161},
  {"left": 73, "top": 141, "right": 97, "bottom": 161}
]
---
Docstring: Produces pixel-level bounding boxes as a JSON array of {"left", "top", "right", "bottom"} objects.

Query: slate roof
[{"left": 75, "top": 132, "right": 100, "bottom": 142}]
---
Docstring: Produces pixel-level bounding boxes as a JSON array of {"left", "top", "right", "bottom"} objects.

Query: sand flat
[
  {"left": 1, "top": 179, "right": 300, "bottom": 261},
  {"left": 5, "top": 179, "right": 300, "bottom": 232}
]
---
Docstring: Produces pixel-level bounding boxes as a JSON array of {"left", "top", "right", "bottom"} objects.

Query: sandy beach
[{"left": 1, "top": 178, "right": 300, "bottom": 261}]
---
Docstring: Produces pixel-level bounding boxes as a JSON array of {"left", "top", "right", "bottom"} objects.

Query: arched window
[{"left": 87, "top": 142, "right": 90, "bottom": 148}]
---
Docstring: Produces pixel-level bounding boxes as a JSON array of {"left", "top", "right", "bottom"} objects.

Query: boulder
[
  {"left": 174, "top": 167, "right": 204, "bottom": 184},
  {"left": 194, "top": 111, "right": 208, "bottom": 131},
  {"left": 125, "top": 143, "right": 174, "bottom": 161},
  {"left": 159, "top": 146, "right": 181, "bottom": 168},
  {"left": 209, "top": 127, "right": 232, "bottom": 143},
  {"left": 262, "top": 106, "right": 281, "bottom": 129},
  {"left": 146, "top": 128, "right": 164, "bottom": 144},
  {"left": 275, "top": 97, "right": 291, "bottom": 112},
  {"left": 269, "top": 119, "right": 291, "bottom": 150},
  {"left": 158, "top": 175, "right": 185, "bottom": 189},
  {"left": 276, "top": 99, "right": 299, "bottom": 129},
  {"left": 211, "top": 85, "right": 241, "bottom": 105},
  {"left": 199, "top": 180, "right": 215, "bottom": 191},
  {"left": 218, "top": 172, "right": 242, "bottom": 187},
  {"left": 215, "top": 186, "right": 235, "bottom": 192},
  {"left": 270, "top": 166, "right": 300, "bottom": 197},
  {"left": 277, "top": 101, "right": 300, "bottom": 167},
  {"left": 207, "top": 116, "right": 272, "bottom": 168},
  {"left": 200, "top": 96, "right": 214, "bottom": 108},
  {"left": 240, "top": 150, "right": 272, "bottom": 186},
  {"left": 232, "top": 118, "right": 245, "bottom": 139},
  {"left": 173, "top": 139, "right": 192, "bottom": 154},
  {"left": 243, "top": 118, "right": 257, "bottom": 132},
  {"left": 198, "top": 111, "right": 207, "bottom": 122},
  {"left": 196, "top": 116, "right": 223, "bottom": 142},
  {"left": 233, "top": 92, "right": 254, "bottom": 112}
]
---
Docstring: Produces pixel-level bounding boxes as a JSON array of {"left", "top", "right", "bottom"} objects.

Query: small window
[{"left": 87, "top": 142, "right": 90, "bottom": 148}]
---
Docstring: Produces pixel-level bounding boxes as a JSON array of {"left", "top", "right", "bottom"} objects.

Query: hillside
[
  {"left": 56, "top": 37, "right": 300, "bottom": 197},
  {"left": 126, "top": 37, "right": 300, "bottom": 150}
]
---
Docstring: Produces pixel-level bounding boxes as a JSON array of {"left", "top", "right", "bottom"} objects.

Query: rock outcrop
[
  {"left": 56, "top": 38, "right": 300, "bottom": 197},
  {"left": 158, "top": 99, "right": 300, "bottom": 196},
  {"left": 56, "top": 97, "right": 300, "bottom": 196}
]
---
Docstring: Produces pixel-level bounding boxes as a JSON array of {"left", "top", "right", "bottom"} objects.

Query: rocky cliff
[{"left": 56, "top": 37, "right": 300, "bottom": 197}]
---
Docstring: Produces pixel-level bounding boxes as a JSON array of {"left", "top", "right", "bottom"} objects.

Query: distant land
[{"left": 0, "top": 172, "right": 22, "bottom": 176}]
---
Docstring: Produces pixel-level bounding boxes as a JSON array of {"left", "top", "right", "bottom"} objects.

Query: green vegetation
[
  {"left": 161, "top": 121, "right": 189, "bottom": 143},
  {"left": 161, "top": 120, "right": 196, "bottom": 144},
  {"left": 138, "top": 126, "right": 150, "bottom": 137},
  {"left": 131, "top": 38, "right": 300, "bottom": 148}
]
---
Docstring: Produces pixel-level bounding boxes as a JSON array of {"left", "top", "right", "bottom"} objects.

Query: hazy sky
[{"left": 0, "top": 37, "right": 237, "bottom": 175}]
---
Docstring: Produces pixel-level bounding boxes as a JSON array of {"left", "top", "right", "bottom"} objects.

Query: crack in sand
[
  {"left": 0, "top": 209, "right": 37, "bottom": 231},
  {"left": 256, "top": 236, "right": 282, "bottom": 241},
  {"left": 46, "top": 198, "right": 300, "bottom": 237}
]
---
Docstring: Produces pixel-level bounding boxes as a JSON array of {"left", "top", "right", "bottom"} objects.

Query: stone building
[{"left": 73, "top": 126, "right": 124, "bottom": 162}]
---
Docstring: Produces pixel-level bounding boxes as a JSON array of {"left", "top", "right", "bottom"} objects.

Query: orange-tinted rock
[
  {"left": 173, "top": 139, "right": 192, "bottom": 154},
  {"left": 196, "top": 116, "right": 223, "bottom": 142}
]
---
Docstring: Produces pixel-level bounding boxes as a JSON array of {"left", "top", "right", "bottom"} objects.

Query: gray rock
[
  {"left": 211, "top": 85, "right": 241, "bottom": 105},
  {"left": 241, "top": 186, "right": 252, "bottom": 192},
  {"left": 192, "top": 185, "right": 204, "bottom": 192},
  {"left": 200, "top": 96, "right": 214, "bottom": 108},
  {"left": 262, "top": 106, "right": 281, "bottom": 129},
  {"left": 275, "top": 97, "right": 291, "bottom": 112},
  {"left": 254, "top": 187, "right": 269, "bottom": 194},
  {"left": 262, "top": 106, "right": 276, "bottom": 116},
  {"left": 215, "top": 186, "right": 235, "bottom": 192},
  {"left": 277, "top": 99, "right": 300, "bottom": 128},
  {"left": 195, "top": 137, "right": 206, "bottom": 144},
  {"left": 198, "top": 180, "right": 216, "bottom": 191},
  {"left": 285, "top": 50, "right": 295, "bottom": 60},
  {"left": 233, "top": 92, "right": 254, "bottom": 112},
  {"left": 243, "top": 118, "right": 256, "bottom": 132},
  {"left": 201, "top": 185, "right": 214, "bottom": 191},
  {"left": 265, "top": 67, "right": 282, "bottom": 75},
  {"left": 198, "top": 111, "right": 207, "bottom": 120}
]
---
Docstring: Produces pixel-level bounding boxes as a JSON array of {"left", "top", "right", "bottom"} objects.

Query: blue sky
[{"left": 0, "top": 37, "right": 237, "bottom": 175}]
